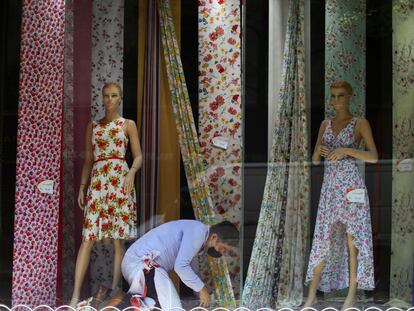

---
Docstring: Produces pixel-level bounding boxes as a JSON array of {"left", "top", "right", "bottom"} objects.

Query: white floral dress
[
  {"left": 82, "top": 117, "right": 138, "bottom": 241},
  {"left": 305, "top": 117, "right": 375, "bottom": 291}
]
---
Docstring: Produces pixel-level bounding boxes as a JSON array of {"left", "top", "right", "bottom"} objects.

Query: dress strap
[{"left": 351, "top": 117, "right": 358, "bottom": 129}]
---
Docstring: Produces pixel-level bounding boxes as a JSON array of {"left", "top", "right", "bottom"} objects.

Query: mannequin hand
[
  {"left": 123, "top": 171, "right": 135, "bottom": 193},
  {"left": 199, "top": 287, "right": 211, "bottom": 307},
  {"left": 318, "top": 145, "right": 330, "bottom": 157},
  {"left": 77, "top": 189, "right": 85, "bottom": 210},
  {"left": 327, "top": 148, "right": 347, "bottom": 161}
]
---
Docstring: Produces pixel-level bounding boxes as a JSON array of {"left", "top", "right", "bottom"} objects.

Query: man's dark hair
[{"left": 210, "top": 221, "right": 239, "bottom": 246}]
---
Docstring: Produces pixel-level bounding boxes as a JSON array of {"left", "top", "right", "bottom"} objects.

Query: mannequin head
[
  {"left": 102, "top": 82, "right": 123, "bottom": 113},
  {"left": 330, "top": 80, "right": 353, "bottom": 111}
]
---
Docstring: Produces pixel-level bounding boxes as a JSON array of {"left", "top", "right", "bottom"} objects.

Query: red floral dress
[{"left": 82, "top": 117, "right": 138, "bottom": 241}]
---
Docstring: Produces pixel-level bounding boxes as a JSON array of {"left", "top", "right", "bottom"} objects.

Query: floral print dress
[
  {"left": 82, "top": 117, "right": 138, "bottom": 241},
  {"left": 305, "top": 117, "right": 375, "bottom": 291}
]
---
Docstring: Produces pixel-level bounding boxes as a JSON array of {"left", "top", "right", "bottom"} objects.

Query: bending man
[{"left": 121, "top": 219, "right": 239, "bottom": 309}]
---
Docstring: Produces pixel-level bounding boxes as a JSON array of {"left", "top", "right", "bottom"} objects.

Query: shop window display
[{"left": 0, "top": 0, "right": 413, "bottom": 309}]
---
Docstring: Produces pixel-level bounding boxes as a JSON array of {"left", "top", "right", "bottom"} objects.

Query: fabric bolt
[
  {"left": 158, "top": 0, "right": 235, "bottom": 306},
  {"left": 390, "top": 0, "right": 414, "bottom": 303},
  {"left": 12, "top": 0, "right": 66, "bottom": 306},
  {"left": 157, "top": 0, "right": 181, "bottom": 229},
  {"left": 198, "top": 0, "right": 242, "bottom": 296},
  {"left": 242, "top": 0, "right": 309, "bottom": 308},
  {"left": 62, "top": 0, "right": 76, "bottom": 301},
  {"left": 140, "top": 0, "right": 160, "bottom": 233},
  {"left": 137, "top": 0, "right": 180, "bottom": 236},
  {"left": 89, "top": 0, "right": 125, "bottom": 292},
  {"left": 91, "top": 0, "right": 125, "bottom": 121},
  {"left": 83, "top": 118, "right": 138, "bottom": 241},
  {"left": 305, "top": 118, "right": 374, "bottom": 291},
  {"left": 325, "top": 0, "right": 366, "bottom": 118},
  {"left": 268, "top": 1, "right": 289, "bottom": 152}
]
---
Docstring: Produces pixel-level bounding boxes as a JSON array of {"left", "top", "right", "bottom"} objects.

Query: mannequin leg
[
  {"left": 112, "top": 239, "right": 125, "bottom": 290},
  {"left": 303, "top": 261, "right": 325, "bottom": 308},
  {"left": 341, "top": 234, "right": 358, "bottom": 311},
  {"left": 70, "top": 239, "right": 95, "bottom": 307}
]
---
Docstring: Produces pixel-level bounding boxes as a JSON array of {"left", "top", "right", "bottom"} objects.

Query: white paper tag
[
  {"left": 346, "top": 188, "right": 365, "bottom": 204},
  {"left": 397, "top": 159, "right": 413, "bottom": 172},
  {"left": 37, "top": 179, "right": 54, "bottom": 195},
  {"left": 212, "top": 136, "right": 229, "bottom": 150}
]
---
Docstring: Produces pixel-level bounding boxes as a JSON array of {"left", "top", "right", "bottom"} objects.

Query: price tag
[
  {"left": 346, "top": 188, "right": 365, "bottom": 204},
  {"left": 397, "top": 159, "right": 413, "bottom": 172},
  {"left": 212, "top": 136, "right": 229, "bottom": 150},
  {"left": 37, "top": 179, "right": 54, "bottom": 195}
]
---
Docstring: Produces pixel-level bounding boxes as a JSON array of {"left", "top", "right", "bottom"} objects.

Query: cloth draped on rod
[
  {"left": 242, "top": 0, "right": 309, "bottom": 308},
  {"left": 157, "top": 0, "right": 236, "bottom": 306},
  {"left": 140, "top": 0, "right": 161, "bottom": 233},
  {"left": 138, "top": 0, "right": 181, "bottom": 234}
]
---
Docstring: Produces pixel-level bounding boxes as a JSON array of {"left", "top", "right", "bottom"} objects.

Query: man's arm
[{"left": 174, "top": 225, "right": 207, "bottom": 292}]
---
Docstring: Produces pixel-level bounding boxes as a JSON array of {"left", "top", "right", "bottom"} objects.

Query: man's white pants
[{"left": 122, "top": 253, "right": 183, "bottom": 310}]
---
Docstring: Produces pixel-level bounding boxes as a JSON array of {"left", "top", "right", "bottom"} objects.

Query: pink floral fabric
[
  {"left": 83, "top": 118, "right": 137, "bottom": 241},
  {"left": 12, "top": 0, "right": 65, "bottom": 306},
  {"left": 305, "top": 118, "right": 375, "bottom": 291}
]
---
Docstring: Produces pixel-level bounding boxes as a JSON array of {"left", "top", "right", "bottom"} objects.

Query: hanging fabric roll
[
  {"left": 157, "top": 0, "right": 236, "bottom": 307},
  {"left": 242, "top": 0, "right": 309, "bottom": 309},
  {"left": 139, "top": 0, "right": 161, "bottom": 233}
]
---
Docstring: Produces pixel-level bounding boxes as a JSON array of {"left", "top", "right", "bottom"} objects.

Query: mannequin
[
  {"left": 69, "top": 82, "right": 142, "bottom": 307},
  {"left": 304, "top": 80, "right": 378, "bottom": 310}
]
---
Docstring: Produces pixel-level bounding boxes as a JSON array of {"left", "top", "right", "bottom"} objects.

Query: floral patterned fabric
[
  {"left": 242, "top": 0, "right": 309, "bottom": 308},
  {"left": 198, "top": 0, "right": 242, "bottom": 297},
  {"left": 158, "top": 0, "right": 235, "bottom": 306},
  {"left": 12, "top": 0, "right": 66, "bottom": 306},
  {"left": 391, "top": 0, "right": 414, "bottom": 302},
  {"left": 82, "top": 118, "right": 138, "bottom": 241},
  {"left": 325, "top": 0, "right": 366, "bottom": 119},
  {"left": 305, "top": 118, "right": 374, "bottom": 292},
  {"left": 91, "top": 0, "right": 124, "bottom": 121}
]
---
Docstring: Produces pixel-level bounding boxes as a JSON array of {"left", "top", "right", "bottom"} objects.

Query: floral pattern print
[
  {"left": 12, "top": 0, "right": 66, "bottom": 306},
  {"left": 198, "top": 0, "right": 242, "bottom": 297},
  {"left": 91, "top": 0, "right": 124, "bottom": 121},
  {"left": 158, "top": 0, "right": 235, "bottom": 306},
  {"left": 305, "top": 118, "right": 374, "bottom": 292},
  {"left": 391, "top": 1, "right": 414, "bottom": 302},
  {"left": 325, "top": 0, "right": 366, "bottom": 118},
  {"left": 83, "top": 118, "right": 137, "bottom": 241},
  {"left": 242, "top": 0, "right": 309, "bottom": 308},
  {"left": 393, "top": 40, "right": 414, "bottom": 96}
]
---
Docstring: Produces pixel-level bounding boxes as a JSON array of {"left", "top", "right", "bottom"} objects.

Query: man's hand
[{"left": 199, "top": 287, "right": 210, "bottom": 307}]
